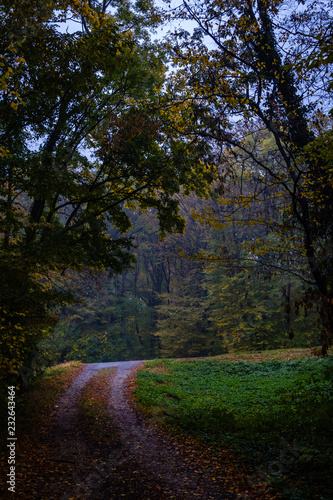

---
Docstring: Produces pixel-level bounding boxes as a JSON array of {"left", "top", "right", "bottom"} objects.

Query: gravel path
[{"left": 38, "top": 361, "right": 233, "bottom": 499}]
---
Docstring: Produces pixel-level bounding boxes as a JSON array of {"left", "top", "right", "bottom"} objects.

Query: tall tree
[
  {"left": 169, "top": 0, "right": 333, "bottom": 353},
  {"left": 203, "top": 234, "right": 319, "bottom": 352},
  {"left": 0, "top": 0, "right": 214, "bottom": 383},
  {"left": 44, "top": 195, "right": 216, "bottom": 362},
  {"left": 153, "top": 194, "right": 223, "bottom": 357}
]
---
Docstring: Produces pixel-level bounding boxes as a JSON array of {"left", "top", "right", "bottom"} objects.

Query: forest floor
[{"left": 0, "top": 359, "right": 278, "bottom": 499}]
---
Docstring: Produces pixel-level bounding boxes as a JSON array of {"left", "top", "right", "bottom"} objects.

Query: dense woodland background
[
  {"left": 42, "top": 195, "right": 320, "bottom": 363},
  {"left": 1, "top": 0, "right": 332, "bottom": 385}
]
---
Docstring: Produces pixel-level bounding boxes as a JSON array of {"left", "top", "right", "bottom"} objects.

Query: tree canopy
[
  {"left": 0, "top": 0, "right": 214, "bottom": 382},
  {"left": 168, "top": 0, "right": 333, "bottom": 353},
  {"left": 1, "top": 0, "right": 332, "bottom": 384}
]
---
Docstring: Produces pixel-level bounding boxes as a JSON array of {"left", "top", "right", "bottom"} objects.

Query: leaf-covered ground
[
  {"left": 0, "top": 360, "right": 245, "bottom": 499},
  {"left": 0, "top": 362, "right": 84, "bottom": 498},
  {"left": 1, "top": 349, "right": 331, "bottom": 499}
]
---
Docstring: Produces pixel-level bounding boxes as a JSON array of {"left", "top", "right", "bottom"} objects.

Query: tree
[
  {"left": 0, "top": 0, "right": 214, "bottom": 383},
  {"left": 43, "top": 195, "right": 219, "bottom": 362},
  {"left": 42, "top": 272, "right": 158, "bottom": 363},
  {"left": 153, "top": 194, "right": 224, "bottom": 357},
  {"left": 155, "top": 267, "right": 211, "bottom": 357},
  {"left": 169, "top": 0, "right": 333, "bottom": 353},
  {"left": 203, "top": 234, "right": 319, "bottom": 352}
]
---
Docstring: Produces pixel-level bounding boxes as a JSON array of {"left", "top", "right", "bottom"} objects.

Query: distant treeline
[{"left": 42, "top": 194, "right": 320, "bottom": 363}]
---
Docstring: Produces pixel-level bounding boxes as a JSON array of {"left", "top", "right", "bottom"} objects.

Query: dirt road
[{"left": 32, "top": 361, "right": 233, "bottom": 499}]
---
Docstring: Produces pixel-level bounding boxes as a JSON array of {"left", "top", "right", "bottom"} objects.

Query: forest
[
  {"left": 0, "top": 0, "right": 332, "bottom": 385},
  {"left": 42, "top": 197, "right": 320, "bottom": 364}
]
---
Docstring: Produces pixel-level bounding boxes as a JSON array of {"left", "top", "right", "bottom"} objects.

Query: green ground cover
[{"left": 135, "top": 350, "right": 333, "bottom": 499}]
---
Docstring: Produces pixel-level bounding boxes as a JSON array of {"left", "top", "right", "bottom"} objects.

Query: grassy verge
[
  {"left": 210, "top": 348, "right": 312, "bottom": 363},
  {"left": 134, "top": 349, "right": 333, "bottom": 500},
  {"left": 78, "top": 367, "right": 116, "bottom": 444},
  {"left": 0, "top": 362, "right": 83, "bottom": 498}
]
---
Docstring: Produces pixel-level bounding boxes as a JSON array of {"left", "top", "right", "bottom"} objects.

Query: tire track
[{"left": 35, "top": 361, "right": 232, "bottom": 499}]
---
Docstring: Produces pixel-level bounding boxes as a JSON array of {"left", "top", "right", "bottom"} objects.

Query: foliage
[
  {"left": 155, "top": 267, "right": 211, "bottom": 357},
  {"left": 203, "top": 230, "right": 320, "bottom": 351},
  {"left": 41, "top": 206, "right": 175, "bottom": 363},
  {"left": 0, "top": 0, "right": 214, "bottom": 383},
  {"left": 168, "top": 0, "right": 333, "bottom": 353},
  {"left": 42, "top": 274, "right": 158, "bottom": 362},
  {"left": 42, "top": 196, "right": 219, "bottom": 362},
  {"left": 43, "top": 192, "right": 320, "bottom": 361},
  {"left": 135, "top": 352, "right": 333, "bottom": 499}
]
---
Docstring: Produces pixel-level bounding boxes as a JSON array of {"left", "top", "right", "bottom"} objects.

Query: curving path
[{"left": 38, "top": 361, "right": 233, "bottom": 499}]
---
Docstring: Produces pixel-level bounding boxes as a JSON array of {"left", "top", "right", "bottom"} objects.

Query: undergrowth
[{"left": 135, "top": 349, "right": 333, "bottom": 499}]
